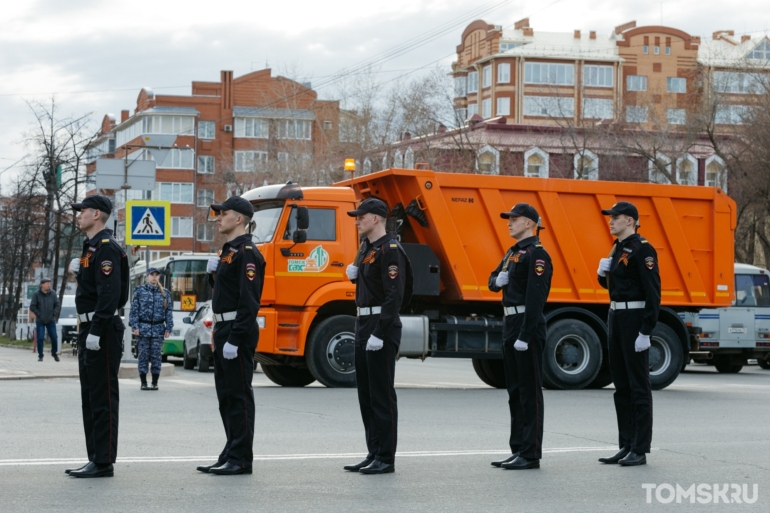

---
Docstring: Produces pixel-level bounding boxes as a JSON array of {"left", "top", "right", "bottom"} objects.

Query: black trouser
[
  {"left": 607, "top": 309, "right": 652, "bottom": 454},
  {"left": 212, "top": 320, "right": 258, "bottom": 468},
  {"left": 77, "top": 317, "right": 124, "bottom": 465},
  {"left": 502, "top": 314, "right": 546, "bottom": 460},
  {"left": 354, "top": 315, "right": 400, "bottom": 465}
]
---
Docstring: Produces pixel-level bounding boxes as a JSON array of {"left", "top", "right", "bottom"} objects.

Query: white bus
[{"left": 127, "top": 253, "right": 213, "bottom": 360}]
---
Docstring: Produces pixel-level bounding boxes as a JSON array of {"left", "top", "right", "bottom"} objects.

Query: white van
[
  {"left": 685, "top": 263, "right": 770, "bottom": 373},
  {"left": 58, "top": 295, "right": 78, "bottom": 352}
]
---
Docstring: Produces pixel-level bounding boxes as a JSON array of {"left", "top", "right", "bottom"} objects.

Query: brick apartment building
[
  {"left": 85, "top": 69, "right": 345, "bottom": 260},
  {"left": 368, "top": 19, "right": 769, "bottom": 188}
]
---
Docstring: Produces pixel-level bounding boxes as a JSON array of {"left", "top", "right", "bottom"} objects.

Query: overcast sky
[{"left": 1, "top": 0, "right": 768, "bottom": 189}]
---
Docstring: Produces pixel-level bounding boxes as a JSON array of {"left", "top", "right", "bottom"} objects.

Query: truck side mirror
[
  {"left": 296, "top": 206, "right": 309, "bottom": 230},
  {"left": 293, "top": 230, "right": 307, "bottom": 244}
]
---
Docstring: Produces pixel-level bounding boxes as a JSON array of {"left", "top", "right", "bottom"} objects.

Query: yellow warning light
[{"left": 344, "top": 159, "right": 356, "bottom": 172}]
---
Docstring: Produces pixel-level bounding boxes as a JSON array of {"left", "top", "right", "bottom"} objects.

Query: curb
[{"left": 0, "top": 374, "right": 79, "bottom": 381}]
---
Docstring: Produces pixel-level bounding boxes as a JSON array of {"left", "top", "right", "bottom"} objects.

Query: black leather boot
[
  {"left": 151, "top": 374, "right": 159, "bottom": 390},
  {"left": 140, "top": 373, "right": 149, "bottom": 391}
]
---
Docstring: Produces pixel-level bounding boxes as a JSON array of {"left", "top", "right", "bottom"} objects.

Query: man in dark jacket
[{"left": 30, "top": 278, "right": 61, "bottom": 362}]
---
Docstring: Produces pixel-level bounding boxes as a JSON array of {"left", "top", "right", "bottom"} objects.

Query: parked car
[{"left": 182, "top": 302, "right": 213, "bottom": 372}]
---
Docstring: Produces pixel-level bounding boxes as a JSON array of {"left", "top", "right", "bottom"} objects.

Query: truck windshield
[
  {"left": 735, "top": 274, "right": 770, "bottom": 306},
  {"left": 251, "top": 203, "right": 283, "bottom": 243}
]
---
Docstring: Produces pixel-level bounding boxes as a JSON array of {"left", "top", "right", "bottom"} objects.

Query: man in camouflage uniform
[{"left": 129, "top": 267, "right": 174, "bottom": 390}]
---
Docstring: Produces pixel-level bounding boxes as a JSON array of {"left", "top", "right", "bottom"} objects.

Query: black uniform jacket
[
  {"left": 75, "top": 228, "right": 129, "bottom": 338},
  {"left": 210, "top": 233, "right": 266, "bottom": 347},
  {"left": 488, "top": 236, "right": 553, "bottom": 343},
  {"left": 355, "top": 232, "right": 408, "bottom": 340},
  {"left": 598, "top": 233, "right": 661, "bottom": 336}
]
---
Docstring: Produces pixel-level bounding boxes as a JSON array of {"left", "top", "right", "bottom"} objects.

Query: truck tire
[
  {"left": 306, "top": 315, "right": 357, "bottom": 388},
  {"left": 472, "top": 358, "right": 506, "bottom": 389},
  {"left": 714, "top": 359, "right": 743, "bottom": 374},
  {"left": 183, "top": 346, "right": 195, "bottom": 370},
  {"left": 542, "top": 319, "right": 602, "bottom": 390},
  {"left": 262, "top": 364, "right": 316, "bottom": 387},
  {"left": 197, "top": 342, "right": 210, "bottom": 372},
  {"left": 758, "top": 357, "right": 770, "bottom": 370},
  {"left": 586, "top": 367, "right": 613, "bottom": 389},
  {"left": 649, "top": 324, "right": 683, "bottom": 390}
]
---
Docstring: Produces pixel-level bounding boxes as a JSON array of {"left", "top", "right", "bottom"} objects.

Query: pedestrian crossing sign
[{"left": 126, "top": 200, "right": 171, "bottom": 246}]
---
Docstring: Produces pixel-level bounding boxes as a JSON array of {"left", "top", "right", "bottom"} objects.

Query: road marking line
[{"left": 0, "top": 447, "right": 618, "bottom": 466}]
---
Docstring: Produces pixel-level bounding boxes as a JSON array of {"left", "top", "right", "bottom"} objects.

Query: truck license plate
[{"left": 728, "top": 327, "right": 747, "bottom": 333}]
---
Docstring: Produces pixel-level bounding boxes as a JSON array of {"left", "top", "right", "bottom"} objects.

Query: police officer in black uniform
[
  {"left": 488, "top": 203, "right": 552, "bottom": 470},
  {"left": 343, "top": 198, "right": 412, "bottom": 475},
  {"left": 596, "top": 201, "right": 660, "bottom": 467},
  {"left": 196, "top": 196, "right": 265, "bottom": 476},
  {"left": 65, "top": 195, "right": 129, "bottom": 478}
]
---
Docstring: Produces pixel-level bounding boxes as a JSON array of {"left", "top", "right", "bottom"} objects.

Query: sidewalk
[{"left": 0, "top": 345, "right": 79, "bottom": 380}]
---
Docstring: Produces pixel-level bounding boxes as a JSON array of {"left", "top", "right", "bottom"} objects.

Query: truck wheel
[
  {"left": 472, "top": 358, "right": 506, "bottom": 388},
  {"left": 306, "top": 315, "right": 357, "bottom": 388},
  {"left": 197, "top": 342, "right": 210, "bottom": 372},
  {"left": 262, "top": 364, "right": 316, "bottom": 387},
  {"left": 714, "top": 359, "right": 743, "bottom": 374},
  {"left": 758, "top": 357, "right": 770, "bottom": 370},
  {"left": 183, "top": 346, "right": 195, "bottom": 370},
  {"left": 543, "top": 319, "right": 602, "bottom": 390},
  {"left": 649, "top": 324, "right": 683, "bottom": 390},
  {"left": 586, "top": 366, "right": 613, "bottom": 389}
]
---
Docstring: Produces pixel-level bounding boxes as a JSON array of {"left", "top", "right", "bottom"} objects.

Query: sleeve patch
[
  {"left": 645, "top": 256, "right": 655, "bottom": 270},
  {"left": 101, "top": 260, "right": 113, "bottom": 275},
  {"left": 534, "top": 259, "right": 546, "bottom": 276},
  {"left": 388, "top": 265, "right": 399, "bottom": 279},
  {"left": 246, "top": 263, "right": 256, "bottom": 281}
]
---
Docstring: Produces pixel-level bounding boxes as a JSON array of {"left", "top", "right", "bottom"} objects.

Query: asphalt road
[{"left": 1, "top": 359, "right": 768, "bottom": 512}]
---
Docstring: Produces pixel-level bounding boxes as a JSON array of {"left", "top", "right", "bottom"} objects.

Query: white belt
[
  {"left": 213, "top": 311, "right": 237, "bottom": 322},
  {"left": 357, "top": 306, "right": 382, "bottom": 316},
  {"left": 503, "top": 305, "right": 526, "bottom": 316},
  {"left": 77, "top": 311, "right": 118, "bottom": 323},
  {"left": 610, "top": 301, "right": 646, "bottom": 311}
]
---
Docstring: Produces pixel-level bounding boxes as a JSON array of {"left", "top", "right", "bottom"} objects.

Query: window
[
  {"left": 476, "top": 145, "right": 499, "bottom": 174},
  {"left": 467, "top": 103, "right": 478, "bottom": 117},
  {"left": 142, "top": 115, "right": 194, "bottom": 136},
  {"left": 197, "top": 223, "right": 215, "bottom": 242},
  {"left": 497, "top": 63, "right": 510, "bottom": 83},
  {"left": 524, "top": 63, "right": 575, "bottom": 85},
  {"left": 747, "top": 40, "right": 770, "bottom": 60},
  {"left": 234, "top": 117, "right": 269, "bottom": 138},
  {"left": 198, "top": 155, "right": 214, "bottom": 174},
  {"left": 482, "top": 65, "right": 492, "bottom": 88},
  {"left": 665, "top": 46, "right": 671, "bottom": 55},
  {"left": 155, "top": 183, "right": 194, "bottom": 203},
  {"left": 654, "top": 46, "right": 660, "bottom": 55},
  {"left": 667, "top": 77, "right": 686, "bottom": 93},
  {"left": 158, "top": 148, "right": 194, "bottom": 169},
  {"left": 171, "top": 217, "right": 193, "bottom": 238},
  {"left": 404, "top": 148, "right": 414, "bottom": 169},
  {"left": 482, "top": 99, "right": 492, "bottom": 118},
  {"left": 584, "top": 65, "right": 613, "bottom": 87},
  {"left": 199, "top": 121, "right": 216, "bottom": 139},
  {"left": 276, "top": 119, "right": 312, "bottom": 140},
  {"left": 713, "top": 71, "right": 766, "bottom": 94},
  {"left": 735, "top": 274, "right": 770, "bottom": 306},
  {"left": 454, "top": 108, "right": 467, "bottom": 123},
  {"left": 715, "top": 105, "right": 751, "bottom": 124},
  {"left": 643, "top": 45, "right": 649, "bottom": 54},
  {"left": 574, "top": 151, "right": 598, "bottom": 180},
  {"left": 705, "top": 156, "right": 727, "bottom": 189},
  {"left": 626, "top": 106, "right": 648, "bottom": 123},
  {"left": 454, "top": 76, "right": 467, "bottom": 97},
  {"left": 197, "top": 189, "right": 214, "bottom": 207},
  {"left": 649, "top": 154, "right": 671, "bottom": 184},
  {"left": 496, "top": 97, "right": 511, "bottom": 116},
  {"left": 467, "top": 71, "right": 479, "bottom": 93},
  {"left": 323, "top": 120, "right": 333, "bottom": 130},
  {"left": 583, "top": 98, "right": 613, "bottom": 120},
  {"left": 234, "top": 151, "right": 268, "bottom": 172},
  {"left": 500, "top": 42, "right": 521, "bottom": 52},
  {"left": 523, "top": 96, "right": 575, "bottom": 118},
  {"left": 667, "top": 108, "right": 686, "bottom": 125},
  {"left": 627, "top": 75, "right": 647, "bottom": 91},
  {"left": 285, "top": 207, "right": 336, "bottom": 241},
  {"left": 524, "top": 148, "right": 549, "bottom": 178},
  {"left": 676, "top": 155, "right": 697, "bottom": 185}
]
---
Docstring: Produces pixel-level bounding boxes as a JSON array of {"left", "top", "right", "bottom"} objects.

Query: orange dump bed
[{"left": 342, "top": 169, "right": 735, "bottom": 308}]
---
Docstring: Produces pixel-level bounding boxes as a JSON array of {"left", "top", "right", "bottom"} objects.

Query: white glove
[
  {"left": 69, "top": 258, "right": 81, "bottom": 274},
  {"left": 207, "top": 256, "right": 220, "bottom": 274},
  {"left": 366, "top": 334, "right": 384, "bottom": 351},
  {"left": 86, "top": 334, "right": 100, "bottom": 351},
  {"left": 495, "top": 271, "right": 509, "bottom": 287},
  {"left": 635, "top": 333, "right": 651, "bottom": 352},
  {"left": 597, "top": 258, "right": 612, "bottom": 277},
  {"left": 346, "top": 264, "right": 359, "bottom": 280},
  {"left": 223, "top": 342, "right": 238, "bottom": 359},
  {"left": 514, "top": 339, "right": 528, "bottom": 351}
]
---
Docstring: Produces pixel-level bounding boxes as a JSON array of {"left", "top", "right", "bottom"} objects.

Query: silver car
[{"left": 182, "top": 302, "right": 213, "bottom": 372}]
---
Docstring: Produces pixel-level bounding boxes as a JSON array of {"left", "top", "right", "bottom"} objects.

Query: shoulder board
[
  {"left": 535, "top": 244, "right": 543, "bottom": 248},
  {"left": 389, "top": 243, "right": 398, "bottom": 248},
  {"left": 640, "top": 238, "right": 649, "bottom": 244},
  {"left": 245, "top": 246, "right": 252, "bottom": 249},
  {"left": 102, "top": 239, "right": 110, "bottom": 243}
]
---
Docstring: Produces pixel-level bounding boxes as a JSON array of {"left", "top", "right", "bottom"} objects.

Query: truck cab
[{"left": 686, "top": 263, "right": 770, "bottom": 372}]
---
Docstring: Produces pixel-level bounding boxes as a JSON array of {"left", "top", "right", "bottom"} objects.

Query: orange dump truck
[{"left": 242, "top": 168, "right": 735, "bottom": 390}]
